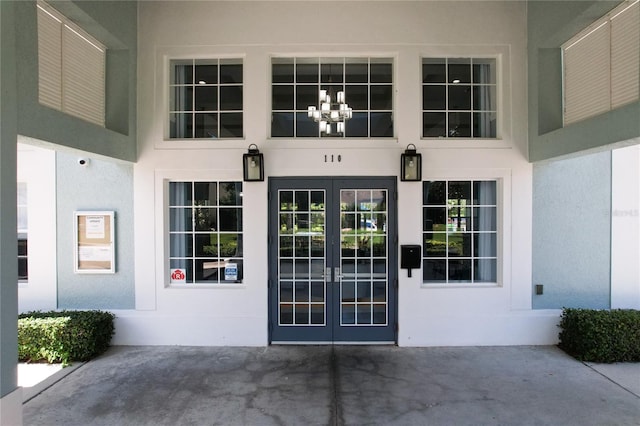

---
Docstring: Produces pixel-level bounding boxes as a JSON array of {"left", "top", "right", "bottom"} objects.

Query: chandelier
[{"left": 307, "top": 89, "right": 353, "bottom": 135}]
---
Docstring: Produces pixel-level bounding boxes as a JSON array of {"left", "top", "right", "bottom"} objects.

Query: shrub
[
  {"left": 558, "top": 308, "right": 640, "bottom": 363},
  {"left": 18, "top": 310, "right": 115, "bottom": 365}
]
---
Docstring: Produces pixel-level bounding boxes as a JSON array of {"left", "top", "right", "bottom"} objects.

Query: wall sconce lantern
[
  {"left": 243, "top": 144, "right": 264, "bottom": 182},
  {"left": 400, "top": 144, "right": 422, "bottom": 181}
]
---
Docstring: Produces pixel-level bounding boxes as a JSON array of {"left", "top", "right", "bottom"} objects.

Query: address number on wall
[{"left": 324, "top": 154, "right": 342, "bottom": 163}]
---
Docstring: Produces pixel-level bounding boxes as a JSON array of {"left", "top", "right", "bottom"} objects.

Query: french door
[{"left": 268, "top": 177, "right": 397, "bottom": 343}]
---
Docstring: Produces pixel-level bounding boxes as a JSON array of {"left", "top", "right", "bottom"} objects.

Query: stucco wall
[
  {"left": 17, "top": 143, "right": 57, "bottom": 313},
  {"left": 56, "top": 150, "right": 135, "bottom": 309},
  {"left": 13, "top": 1, "right": 137, "bottom": 162},
  {"left": 527, "top": 0, "right": 640, "bottom": 161},
  {"left": 117, "top": 0, "right": 561, "bottom": 347},
  {"left": 0, "top": 0, "right": 20, "bottom": 407},
  {"left": 611, "top": 144, "right": 640, "bottom": 309},
  {"left": 532, "top": 152, "right": 612, "bottom": 309}
]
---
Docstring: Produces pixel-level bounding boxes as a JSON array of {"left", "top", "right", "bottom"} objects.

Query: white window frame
[
  {"left": 562, "top": 0, "right": 639, "bottom": 126},
  {"left": 417, "top": 168, "right": 510, "bottom": 290},
  {"left": 168, "top": 58, "right": 244, "bottom": 139},
  {"left": 270, "top": 56, "right": 394, "bottom": 139},
  {"left": 421, "top": 179, "right": 500, "bottom": 286},
  {"left": 166, "top": 180, "right": 244, "bottom": 286},
  {"left": 37, "top": 1, "right": 106, "bottom": 127},
  {"left": 421, "top": 57, "right": 498, "bottom": 139}
]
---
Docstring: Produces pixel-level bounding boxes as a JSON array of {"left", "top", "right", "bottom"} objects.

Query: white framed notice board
[{"left": 74, "top": 211, "right": 115, "bottom": 274}]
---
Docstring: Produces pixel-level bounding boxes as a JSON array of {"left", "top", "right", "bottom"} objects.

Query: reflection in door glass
[
  {"left": 340, "top": 189, "right": 388, "bottom": 326},
  {"left": 278, "top": 190, "right": 326, "bottom": 326}
]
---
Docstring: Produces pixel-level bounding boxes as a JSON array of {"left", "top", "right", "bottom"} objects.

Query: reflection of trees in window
[
  {"left": 422, "top": 180, "right": 497, "bottom": 283},
  {"left": 169, "top": 181, "right": 243, "bottom": 284}
]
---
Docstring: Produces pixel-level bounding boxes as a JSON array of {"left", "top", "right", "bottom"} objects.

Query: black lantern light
[
  {"left": 243, "top": 144, "right": 264, "bottom": 182},
  {"left": 400, "top": 144, "right": 422, "bottom": 181}
]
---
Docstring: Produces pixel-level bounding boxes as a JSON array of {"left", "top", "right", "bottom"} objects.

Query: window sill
[
  {"left": 419, "top": 138, "right": 511, "bottom": 150},
  {"left": 266, "top": 137, "right": 400, "bottom": 150},
  {"left": 156, "top": 138, "right": 246, "bottom": 150},
  {"left": 420, "top": 283, "right": 501, "bottom": 289},
  {"left": 165, "top": 283, "right": 246, "bottom": 290}
]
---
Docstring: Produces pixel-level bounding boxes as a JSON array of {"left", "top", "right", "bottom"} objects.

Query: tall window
[
  {"left": 169, "top": 59, "right": 243, "bottom": 139},
  {"left": 563, "top": 0, "right": 639, "bottom": 125},
  {"left": 271, "top": 57, "right": 393, "bottom": 138},
  {"left": 37, "top": 1, "right": 106, "bottom": 127},
  {"left": 17, "top": 183, "right": 28, "bottom": 282},
  {"left": 422, "top": 180, "right": 498, "bottom": 284},
  {"left": 169, "top": 181, "right": 243, "bottom": 284},
  {"left": 422, "top": 58, "right": 497, "bottom": 138}
]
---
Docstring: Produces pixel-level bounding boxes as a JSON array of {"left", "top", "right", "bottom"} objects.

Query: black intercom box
[
  {"left": 401, "top": 244, "right": 421, "bottom": 269},
  {"left": 401, "top": 244, "right": 421, "bottom": 277}
]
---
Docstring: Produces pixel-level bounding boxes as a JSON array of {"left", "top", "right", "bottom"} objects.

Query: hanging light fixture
[
  {"left": 400, "top": 144, "right": 422, "bottom": 181},
  {"left": 307, "top": 89, "right": 352, "bottom": 135},
  {"left": 243, "top": 144, "right": 264, "bottom": 182}
]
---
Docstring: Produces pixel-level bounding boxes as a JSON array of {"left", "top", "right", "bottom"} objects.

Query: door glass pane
[
  {"left": 311, "top": 304, "right": 324, "bottom": 324},
  {"left": 295, "top": 304, "right": 309, "bottom": 323},
  {"left": 342, "top": 281, "right": 355, "bottom": 302},
  {"left": 280, "top": 281, "right": 293, "bottom": 302},
  {"left": 278, "top": 190, "right": 326, "bottom": 326},
  {"left": 373, "top": 305, "right": 386, "bottom": 324},
  {"left": 295, "top": 282, "right": 310, "bottom": 302},
  {"left": 280, "top": 304, "right": 293, "bottom": 324},
  {"left": 340, "top": 189, "right": 388, "bottom": 327},
  {"left": 342, "top": 304, "right": 356, "bottom": 324},
  {"left": 357, "top": 304, "right": 372, "bottom": 324}
]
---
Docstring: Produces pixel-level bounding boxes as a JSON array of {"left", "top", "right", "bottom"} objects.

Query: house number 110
[{"left": 324, "top": 154, "right": 342, "bottom": 163}]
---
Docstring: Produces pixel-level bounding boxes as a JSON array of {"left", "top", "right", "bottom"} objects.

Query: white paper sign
[
  {"left": 78, "top": 245, "right": 112, "bottom": 262},
  {"left": 85, "top": 216, "right": 105, "bottom": 239},
  {"left": 224, "top": 263, "right": 238, "bottom": 281}
]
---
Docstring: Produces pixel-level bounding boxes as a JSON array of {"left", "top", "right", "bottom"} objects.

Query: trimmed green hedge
[
  {"left": 558, "top": 308, "right": 640, "bottom": 363},
  {"left": 18, "top": 310, "right": 115, "bottom": 365}
]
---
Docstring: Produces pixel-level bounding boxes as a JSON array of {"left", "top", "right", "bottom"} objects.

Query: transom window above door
[
  {"left": 271, "top": 57, "right": 394, "bottom": 138},
  {"left": 169, "top": 59, "right": 243, "bottom": 139},
  {"left": 422, "top": 58, "right": 497, "bottom": 138}
]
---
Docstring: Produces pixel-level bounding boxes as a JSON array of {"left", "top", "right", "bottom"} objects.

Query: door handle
[
  {"left": 324, "top": 267, "right": 331, "bottom": 280},
  {"left": 324, "top": 267, "right": 343, "bottom": 281},
  {"left": 334, "top": 267, "right": 343, "bottom": 280}
]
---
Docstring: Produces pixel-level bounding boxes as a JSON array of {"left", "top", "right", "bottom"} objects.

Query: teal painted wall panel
[
  {"left": 56, "top": 152, "right": 135, "bottom": 309},
  {"left": 0, "top": 0, "right": 19, "bottom": 398},
  {"left": 532, "top": 152, "right": 611, "bottom": 309},
  {"left": 14, "top": 1, "right": 136, "bottom": 162},
  {"left": 528, "top": 0, "right": 639, "bottom": 161}
]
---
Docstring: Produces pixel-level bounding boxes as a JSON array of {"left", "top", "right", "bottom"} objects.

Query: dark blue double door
[{"left": 269, "top": 177, "right": 397, "bottom": 343}]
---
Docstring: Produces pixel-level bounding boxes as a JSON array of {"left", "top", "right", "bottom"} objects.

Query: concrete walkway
[{"left": 23, "top": 345, "right": 640, "bottom": 426}]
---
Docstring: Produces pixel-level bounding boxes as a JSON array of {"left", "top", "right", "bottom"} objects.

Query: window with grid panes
[
  {"left": 169, "top": 59, "right": 243, "bottom": 139},
  {"left": 422, "top": 180, "right": 498, "bottom": 284},
  {"left": 37, "top": 1, "right": 106, "bottom": 127},
  {"left": 562, "top": 0, "right": 639, "bottom": 126},
  {"left": 271, "top": 57, "right": 393, "bottom": 138},
  {"left": 169, "top": 181, "right": 243, "bottom": 284},
  {"left": 18, "top": 183, "right": 28, "bottom": 282},
  {"left": 422, "top": 58, "right": 497, "bottom": 138}
]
